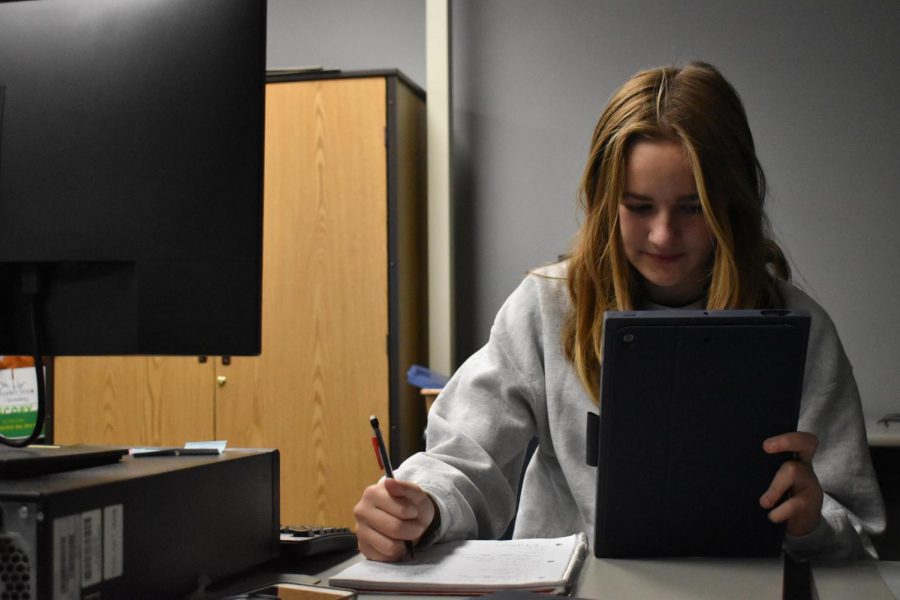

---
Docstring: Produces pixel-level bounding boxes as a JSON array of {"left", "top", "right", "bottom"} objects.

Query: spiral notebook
[{"left": 329, "top": 533, "right": 588, "bottom": 595}]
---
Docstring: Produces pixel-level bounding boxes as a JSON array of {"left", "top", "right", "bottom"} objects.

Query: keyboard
[
  {"left": 0, "top": 445, "right": 128, "bottom": 478},
  {"left": 279, "top": 524, "right": 358, "bottom": 558}
]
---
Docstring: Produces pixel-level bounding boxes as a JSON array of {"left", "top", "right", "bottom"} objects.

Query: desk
[
  {"left": 207, "top": 551, "right": 899, "bottom": 600},
  {"left": 421, "top": 388, "right": 442, "bottom": 412},
  {"left": 574, "top": 557, "right": 783, "bottom": 599},
  {"left": 813, "top": 561, "right": 899, "bottom": 600},
  {"left": 868, "top": 417, "right": 900, "bottom": 448}
]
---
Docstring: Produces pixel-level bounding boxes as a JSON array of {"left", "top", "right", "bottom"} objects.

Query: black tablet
[{"left": 593, "top": 309, "right": 810, "bottom": 557}]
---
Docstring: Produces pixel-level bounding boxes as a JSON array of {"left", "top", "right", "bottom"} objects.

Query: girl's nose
[{"left": 648, "top": 212, "right": 678, "bottom": 247}]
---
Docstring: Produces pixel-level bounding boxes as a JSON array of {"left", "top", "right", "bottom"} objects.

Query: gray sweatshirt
[{"left": 396, "top": 262, "right": 886, "bottom": 559}]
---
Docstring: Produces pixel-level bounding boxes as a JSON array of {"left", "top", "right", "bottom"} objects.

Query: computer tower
[{"left": 0, "top": 449, "right": 279, "bottom": 599}]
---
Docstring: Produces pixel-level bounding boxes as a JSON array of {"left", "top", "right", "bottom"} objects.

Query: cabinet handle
[{"left": 216, "top": 376, "right": 227, "bottom": 387}]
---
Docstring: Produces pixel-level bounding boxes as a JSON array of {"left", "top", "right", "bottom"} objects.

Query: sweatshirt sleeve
[
  {"left": 784, "top": 296, "right": 886, "bottom": 560},
  {"left": 395, "top": 276, "right": 547, "bottom": 545}
]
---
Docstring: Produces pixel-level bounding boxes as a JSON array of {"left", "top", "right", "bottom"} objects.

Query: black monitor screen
[{"left": 0, "top": 0, "right": 265, "bottom": 356}]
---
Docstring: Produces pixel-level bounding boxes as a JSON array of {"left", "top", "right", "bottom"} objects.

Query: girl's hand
[
  {"left": 759, "top": 432, "right": 823, "bottom": 537},
  {"left": 353, "top": 478, "right": 436, "bottom": 561}
]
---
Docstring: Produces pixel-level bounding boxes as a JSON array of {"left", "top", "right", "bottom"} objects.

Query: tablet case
[{"left": 593, "top": 309, "right": 810, "bottom": 557}]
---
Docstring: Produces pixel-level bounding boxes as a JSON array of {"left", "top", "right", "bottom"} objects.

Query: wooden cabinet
[{"left": 53, "top": 71, "right": 428, "bottom": 527}]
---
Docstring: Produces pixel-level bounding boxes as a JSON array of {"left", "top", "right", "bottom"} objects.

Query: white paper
[
  {"left": 0, "top": 366, "right": 39, "bottom": 411},
  {"left": 184, "top": 440, "right": 227, "bottom": 453},
  {"left": 330, "top": 533, "right": 588, "bottom": 594}
]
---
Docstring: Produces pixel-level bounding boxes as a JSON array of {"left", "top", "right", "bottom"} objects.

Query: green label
[{"left": 0, "top": 410, "right": 38, "bottom": 437}]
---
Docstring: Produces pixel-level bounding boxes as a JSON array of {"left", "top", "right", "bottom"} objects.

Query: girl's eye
[
  {"left": 681, "top": 204, "right": 703, "bottom": 215},
  {"left": 623, "top": 203, "right": 653, "bottom": 215}
]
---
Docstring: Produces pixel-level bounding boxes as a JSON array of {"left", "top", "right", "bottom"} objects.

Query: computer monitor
[{"left": 0, "top": 0, "right": 266, "bottom": 358}]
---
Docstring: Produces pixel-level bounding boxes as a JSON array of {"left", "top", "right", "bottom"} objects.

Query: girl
[{"left": 353, "top": 62, "right": 885, "bottom": 561}]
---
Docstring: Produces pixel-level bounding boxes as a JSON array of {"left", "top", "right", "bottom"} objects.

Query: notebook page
[{"left": 329, "top": 533, "right": 588, "bottom": 594}]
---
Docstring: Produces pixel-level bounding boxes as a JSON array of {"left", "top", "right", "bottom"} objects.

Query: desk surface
[
  {"left": 867, "top": 417, "right": 900, "bottom": 447},
  {"left": 575, "top": 557, "right": 783, "bottom": 599},
  {"left": 814, "top": 560, "right": 898, "bottom": 600},
  {"left": 211, "top": 553, "right": 899, "bottom": 600}
]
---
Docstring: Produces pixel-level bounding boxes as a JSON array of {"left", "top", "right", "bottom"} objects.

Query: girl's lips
[{"left": 645, "top": 252, "right": 685, "bottom": 263}]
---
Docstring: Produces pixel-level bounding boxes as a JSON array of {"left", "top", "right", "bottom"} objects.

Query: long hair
[{"left": 563, "top": 61, "right": 789, "bottom": 403}]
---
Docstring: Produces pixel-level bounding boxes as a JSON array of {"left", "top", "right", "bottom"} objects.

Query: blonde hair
[{"left": 563, "top": 62, "right": 788, "bottom": 403}]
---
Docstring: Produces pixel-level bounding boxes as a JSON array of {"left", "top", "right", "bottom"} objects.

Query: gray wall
[
  {"left": 267, "top": 0, "right": 425, "bottom": 87},
  {"left": 268, "top": 0, "right": 900, "bottom": 420}
]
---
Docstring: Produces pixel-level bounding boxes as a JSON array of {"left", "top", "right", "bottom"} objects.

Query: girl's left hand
[{"left": 759, "top": 431, "right": 824, "bottom": 537}]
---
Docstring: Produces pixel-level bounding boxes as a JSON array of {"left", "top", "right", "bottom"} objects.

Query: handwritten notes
[
  {"left": 0, "top": 366, "right": 40, "bottom": 437},
  {"left": 329, "top": 533, "right": 588, "bottom": 595}
]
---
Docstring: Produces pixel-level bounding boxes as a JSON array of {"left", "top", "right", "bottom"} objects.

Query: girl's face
[{"left": 618, "top": 139, "right": 714, "bottom": 306}]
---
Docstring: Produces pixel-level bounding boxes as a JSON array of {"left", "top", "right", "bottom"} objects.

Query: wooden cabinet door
[
  {"left": 214, "top": 77, "right": 390, "bottom": 527},
  {"left": 53, "top": 356, "right": 215, "bottom": 445}
]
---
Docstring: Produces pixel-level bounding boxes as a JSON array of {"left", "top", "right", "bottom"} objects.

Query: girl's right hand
[{"left": 353, "top": 478, "right": 437, "bottom": 561}]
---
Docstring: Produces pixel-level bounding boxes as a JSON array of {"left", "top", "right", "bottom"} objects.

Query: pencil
[{"left": 369, "top": 415, "right": 416, "bottom": 559}]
